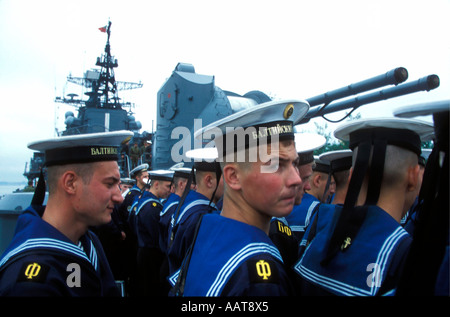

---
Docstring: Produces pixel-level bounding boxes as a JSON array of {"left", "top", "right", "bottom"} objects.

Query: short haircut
[
  {"left": 46, "top": 163, "right": 95, "bottom": 195},
  {"left": 352, "top": 144, "right": 419, "bottom": 189}
]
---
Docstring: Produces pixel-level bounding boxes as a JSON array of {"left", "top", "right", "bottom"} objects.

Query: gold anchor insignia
[
  {"left": 341, "top": 237, "right": 352, "bottom": 250},
  {"left": 283, "top": 104, "right": 294, "bottom": 119}
]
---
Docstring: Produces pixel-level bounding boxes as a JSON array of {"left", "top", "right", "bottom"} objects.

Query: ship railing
[
  {"left": 62, "top": 124, "right": 114, "bottom": 135},
  {"left": 140, "top": 153, "right": 152, "bottom": 169},
  {"left": 118, "top": 153, "right": 131, "bottom": 178}
]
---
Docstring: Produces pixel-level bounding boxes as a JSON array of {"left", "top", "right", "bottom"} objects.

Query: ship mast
[
  {"left": 95, "top": 21, "right": 119, "bottom": 109},
  {"left": 55, "top": 20, "right": 143, "bottom": 110}
]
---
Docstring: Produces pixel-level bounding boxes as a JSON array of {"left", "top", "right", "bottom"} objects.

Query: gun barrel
[
  {"left": 306, "top": 67, "right": 408, "bottom": 107},
  {"left": 297, "top": 74, "right": 440, "bottom": 124}
]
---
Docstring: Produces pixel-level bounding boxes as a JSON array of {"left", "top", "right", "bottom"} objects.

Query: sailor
[
  {"left": 169, "top": 99, "right": 309, "bottom": 296},
  {"left": 276, "top": 133, "right": 326, "bottom": 242},
  {"left": 309, "top": 157, "right": 335, "bottom": 203},
  {"left": 0, "top": 130, "right": 133, "bottom": 296},
  {"left": 166, "top": 147, "right": 224, "bottom": 276},
  {"left": 130, "top": 163, "right": 150, "bottom": 189},
  {"left": 129, "top": 142, "right": 141, "bottom": 169},
  {"left": 282, "top": 156, "right": 331, "bottom": 245},
  {"left": 401, "top": 149, "right": 430, "bottom": 230},
  {"left": 135, "top": 169, "right": 173, "bottom": 296},
  {"left": 119, "top": 177, "right": 134, "bottom": 195},
  {"left": 93, "top": 171, "right": 145, "bottom": 290},
  {"left": 158, "top": 165, "right": 192, "bottom": 293},
  {"left": 159, "top": 166, "right": 192, "bottom": 257},
  {"left": 393, "top": 100, "right": 449, "bottom": 296},
  {"left": 268, "top": 132, "right": 325, "bottom": 278},
  {"left": 121, "top": 164, "right": 149, "bottom": 215},
  {"left": 293, "top": 117, "right": 434, "bottom": 296},
  {"left": 114, "top": 163, "right": 149, "bottom": 296},
  {"left": 318, "top": 149, "right": 353, "bottom": 205}
]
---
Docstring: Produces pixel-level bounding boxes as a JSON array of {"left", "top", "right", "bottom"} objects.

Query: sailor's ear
[
  {"left": 312, "top": 173, "right": 322, "bottom": 187},
  {"left": 203, "top": 173, "right": 214, "bottom": 189},
  {"left": 406, "top": 164, "right": 421, "bottom": 192},
  {"left": 222, "top": 163, "right": 241, "bottom": 191},
  {"left": 61, "top": 170, "right": 79, "bottom": 195}
]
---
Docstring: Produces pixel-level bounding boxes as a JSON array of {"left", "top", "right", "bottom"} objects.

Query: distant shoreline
[
  {"left": 0, "top": 182, "right": 28, "bottom": 196},
  {"left": 0, "top": 181, "right": 27, "bottom": 185}
]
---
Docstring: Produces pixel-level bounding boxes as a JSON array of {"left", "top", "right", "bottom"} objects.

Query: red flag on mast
[{"left": 99, "top": 25, "right": 107, "bottom": 33}]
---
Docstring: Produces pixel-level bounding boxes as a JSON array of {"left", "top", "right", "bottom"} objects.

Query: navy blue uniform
[
  {"left": 169, "top": 213, "right": 294, "bottom": 296},
  {"left": 112, "top": 186, "right": 143, "bottom": 297},
  {"left": 167, "top": 190, "right": 218, "bottom": 276},
  {"left": 159, "top": 193, "right": 180, "bottom": 255},
  {"left": 158, "top": 193, "right": 181, "bottom": 294},
  {"left": 284, "top": 193, "right": 320, "bottom": 241},
  {"left": 126, "top": 186, "right": 145, "bottom": 237},
  {"left": 0, "top": 206, "right": 119, "bottom": 296},
  {"left": 269, "top": 217, "right": 299, "bottom": 273},
  {"left": 293, "top": 204, "right": 411, "bottom": 296},
  {"left": 135, "top": 192, "right": 164, "bottom": 295},
  {"left": 135, "top": 192, "right": 163, "bottom": 249},
  {"left": 121, "top": 185, "right": 141, "bottom": 223}
]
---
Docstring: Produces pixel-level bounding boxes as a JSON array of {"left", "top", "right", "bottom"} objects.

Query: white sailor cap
[
  {"left": 148, "top": 169, "right": 174, "bottom": 182},
  {"left": 120, "top": 177, "right": 135, "bottom": 185},
  {"left": 393, "top": 100, "right": 450, "bottom": 118},
  {"left": 186, "top": 147, "right": 219, "bottom": 172},
  {"left": 319, "top": 149, "right": 353, "bottom": 173},
  {"left": 332, "top": 116, "right": 434, "bottom": 210},
  {"left": 193, "top": 99, "right": 310, "bottom": 158},
  {"left": 28, "top": 130, "right": 134, "bottom": 167},
  {"left": 169, "top": 163, "right": 192, "bottom": 179},
  {"left": 130, "top": 163, "right": 149, "bottom": 178},
  {"left": 186, "top": 147, "right": 219, "bottom": 161},
  {"left": 172, "top": 168, "right": 192, "bottom": 179},
  {"left": 294, "top": 132, "right": 326, "bottom": 165},
  {"left": 393, "top": 100, "right": 448, "bottom": 144},
  {"left": 312, "top": 155, "right": 331, "bottom": 174},
  {"left": 334, "top": 117, "right": 434, "bottom": 155}
]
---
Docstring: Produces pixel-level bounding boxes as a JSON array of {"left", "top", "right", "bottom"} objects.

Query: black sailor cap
[
  {"left": 28, "top": 130, "right": 134, "bottom": 167},
  {"left": 294, "top": 132, "right": 326, "bottom": 166}
]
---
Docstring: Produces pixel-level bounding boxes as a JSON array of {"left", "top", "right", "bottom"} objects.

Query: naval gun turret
[
  {"left": 152, "top": 64, "right": 440, "bottom": 170},
  {"left": 153, "top": 62, "right": 272, "bottom": 169},
  {"left": 299, "top": 68, "right": 440, "bottom": 124}
]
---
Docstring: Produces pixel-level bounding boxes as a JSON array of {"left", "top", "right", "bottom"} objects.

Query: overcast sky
[{"left": 0, "top": 0, "right": 449, "bottom": 183}]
